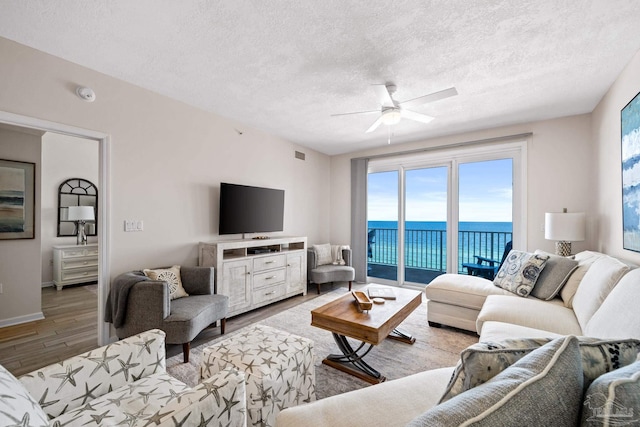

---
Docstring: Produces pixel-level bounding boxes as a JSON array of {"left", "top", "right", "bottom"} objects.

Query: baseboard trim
[
  {"left": 0, "top": 312, "right": 45, "bottom": 328},
  {"left": 42, "top": 281, "right": 54, "bottom": 288}
]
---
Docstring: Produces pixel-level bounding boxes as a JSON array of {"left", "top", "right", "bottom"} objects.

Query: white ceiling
[{"left": 2, "top": 1, "right": 640, "bottom": 155}]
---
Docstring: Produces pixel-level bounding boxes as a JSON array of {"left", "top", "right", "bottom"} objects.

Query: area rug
[{"left": 166, "top": 290, "right": 478, "bottom": 399}]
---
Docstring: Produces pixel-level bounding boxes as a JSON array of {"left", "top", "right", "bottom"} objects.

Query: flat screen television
[{"left": 219, "top": 183, "right": 285, "bottom": 235}]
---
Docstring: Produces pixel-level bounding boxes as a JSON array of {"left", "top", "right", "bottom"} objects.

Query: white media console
[{"left": 198, "top": 236, "right": 307, "bottom": 317}]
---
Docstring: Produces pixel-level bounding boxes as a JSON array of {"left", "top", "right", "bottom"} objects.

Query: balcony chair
[
  {"left": 462, "top": 241, "right": 512, "bottom": 280},
  {"left": 308, "top": 244, "right": 355, "bottom": 294}
]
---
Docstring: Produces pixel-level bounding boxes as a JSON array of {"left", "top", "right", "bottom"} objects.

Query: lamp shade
[
  {"left": 68, "top": 205, "right": 95, "bottom": 221},
  {"left": 544, "top": 212, "right": 586, "bottom": 241}
]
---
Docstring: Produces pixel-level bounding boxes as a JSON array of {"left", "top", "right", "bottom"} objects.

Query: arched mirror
[{"left": 57, "top": 178, "right": 98, "bottom": 237}]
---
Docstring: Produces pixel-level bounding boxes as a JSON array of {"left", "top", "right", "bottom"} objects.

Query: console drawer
[
  {"left": 253, "top": 254, "right": 286, "bottom": 272},
  {"left": 253, "top": 283, "right": 286, "bottom": 305},
  {"left": 253, "top": 268, "right": 286, "bottom": 289}
]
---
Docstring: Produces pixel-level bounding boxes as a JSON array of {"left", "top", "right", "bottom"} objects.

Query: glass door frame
[{"left": 367, "top": 140, "right": 527, "bottom": 287}]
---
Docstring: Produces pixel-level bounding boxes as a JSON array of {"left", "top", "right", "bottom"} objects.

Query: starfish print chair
[{"left": 0, "top": 329, "right": 247, "bottom": 426}]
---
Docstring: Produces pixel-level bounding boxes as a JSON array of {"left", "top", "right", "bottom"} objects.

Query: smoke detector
[{"left": 76, "top": 86, "right": 96, "bottom": 102}]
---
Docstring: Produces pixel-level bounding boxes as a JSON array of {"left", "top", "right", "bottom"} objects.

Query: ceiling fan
[{"left": 332, "top": 84, "right": 458, "bottom": 133}]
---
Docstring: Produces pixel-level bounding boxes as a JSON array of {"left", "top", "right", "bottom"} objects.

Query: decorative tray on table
[{"left": 352, "top": 290, "right": 373, "bottom": 311}]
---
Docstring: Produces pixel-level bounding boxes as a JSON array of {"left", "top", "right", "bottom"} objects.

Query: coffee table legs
[
  {"left": 323, "top": 333, "right": 385, "bottom": 384},
  {"left": 388, "top": 328, "right": 416, "bottom": 344}
]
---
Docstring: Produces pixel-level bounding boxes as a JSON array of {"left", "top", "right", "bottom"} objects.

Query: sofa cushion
[
  {"left": 407, "top": 336, "right": 583, "bottom": 427},
  {"left": 276, "top": 368, "right": 455, "bottom": 427},
  {"left": 0, "top": 364, "right": 49, "bottom": 427},
  {"left": 478, "top": 321, "right": 563, "bottom": 342},
  {"left": 144, "top": 265, "right": 189, "bottom": 300},
  {"left": 312, "top": 243, "right": 333, "bottom": 266},
  {"left": 584, "top": 267, "right": 640, "bottom": 340},
  {"left": 493, "top": 250, "right": 549, "bottom": 297},
  {"left": 581, "top": 361, "right": 640, "bottom": 426},
  {"left": 476, "top": 295, "right": 582, "bottom": 336},
  {"left": 560, "top": 250, "right": 604, "bottom": 307},
  {"left": 530, "top": 250, "right": 578, "bottom": 300},
  {"left": 439, "top": 337, "right": 640, "bottom": 403},
  {"left": 571, "top": 255, "right": 629, "bottom": 330},
  {"left": 425, "top": 274, "right": 514, "bottom": 311}
]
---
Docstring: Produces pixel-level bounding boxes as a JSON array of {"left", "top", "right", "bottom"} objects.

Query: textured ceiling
[{"left": 2, "top": 1, "right": 640, "bottom": 155}]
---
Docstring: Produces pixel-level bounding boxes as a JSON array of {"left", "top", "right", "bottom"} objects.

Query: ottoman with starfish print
[{"left": 200, "top": 324, "right": 315, "bottom": 427}]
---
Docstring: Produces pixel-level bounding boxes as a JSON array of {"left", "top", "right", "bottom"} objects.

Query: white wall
[
  {"left": 41, "top": 132, "right": 99, "bottom": 284},
  {"left": 592, "top": 48, "right": 640, "bottom": 262},
  {"left": 0, "top": 127, "right": 43, "bottom": 324},
  {"left": 329, "top": 114, "right": 595, "bottom": 255},
  {"left": 0, "top": 37, "right": 331, "bottom": 325}
]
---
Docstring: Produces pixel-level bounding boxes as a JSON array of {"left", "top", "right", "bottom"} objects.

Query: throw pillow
[
  {"left": 439, "top": 337, "right": 640, "bottom": 403},
  {"left": 143, "top": 265, "right": 189, "bottom": 300},
  {"left": 581, "top": 361, "right": 640, "bottom": 426},
  {"left": 530, "top": 250, "right": 578, "bottom": 300},
  {"left": 408, "top": 336, "right": 584, "bottom": 427},
  {"left": 571, "top": 255, "right": 629, "bottom": 330},
  {"left": 493, "top": 250, "right": 549, "bottom": 297},
  {"left": 0, "top": 365, "right": 49, "bottom": 427},
  {"left": 560, "top": 251, "right": 604, "bottom": 307},
  {"left": 313, "top": 243, "right": 333, "bottom": 266}
]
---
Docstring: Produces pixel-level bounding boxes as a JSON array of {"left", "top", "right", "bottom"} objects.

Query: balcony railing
[{"left": 368, "top": 227, "right": 512, "bottom": 274}]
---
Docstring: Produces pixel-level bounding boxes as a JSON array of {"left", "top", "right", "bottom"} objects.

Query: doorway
[
  {"left": 0, "top": 110, "right": 110, "bottom": 345},
  {"left": 367, "top": 141, "right": 525, "bottom": 287}
]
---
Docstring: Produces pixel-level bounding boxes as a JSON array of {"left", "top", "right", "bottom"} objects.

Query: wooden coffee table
[{"left": 311, "top": 286, "right": 422, "bottom": 384}]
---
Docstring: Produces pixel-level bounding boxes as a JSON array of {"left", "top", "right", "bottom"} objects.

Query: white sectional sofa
[{"left": 277, "top": 251, "right": 640, "bottom": 426}]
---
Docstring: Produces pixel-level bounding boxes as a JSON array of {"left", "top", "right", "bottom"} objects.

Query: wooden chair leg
[
  {"left": 348, "top": 281, "right": 352, "bottom": 291},
  {"left": 317, "top": 283, "right": 321, "bottom": 294},
  {"left": 182, "top": 342, "right": 190, "bottom": 364},
  {"left": 220, "top": 318, "right": 226, "bottom": 334}
]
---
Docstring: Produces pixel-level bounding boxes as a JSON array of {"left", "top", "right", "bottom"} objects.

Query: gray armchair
[
  {"left": 107, "top": 266, "right": 228, "bottom": 363},
  {"left": 307, "top": 247, "right": 355, "bottom": 294}
]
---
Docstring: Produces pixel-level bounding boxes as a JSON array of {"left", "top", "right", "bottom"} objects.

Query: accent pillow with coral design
[
  {"left": 439, "top": 337, "right": 640, "bottom": 404},
  {"left": 493, "top": 250, "right": 549, "bottom": 296},
  {"left": 143, "top": 265, "right": 189, "bottom": 300}
]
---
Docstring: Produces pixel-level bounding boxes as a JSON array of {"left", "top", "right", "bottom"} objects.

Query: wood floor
[{"left": 0, "top": 281, "right": 340, "bottom": 377}]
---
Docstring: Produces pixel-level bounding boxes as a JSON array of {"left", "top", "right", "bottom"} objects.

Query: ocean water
[{"left": 368, "top": 221, "right": 513, "bottom": 270}]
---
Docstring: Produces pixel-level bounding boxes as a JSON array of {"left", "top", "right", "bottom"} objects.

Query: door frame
[
  {"left": 368, "top": 139, "right": 527, "bottom": 284},
  {"left": 0, "top": 110, "right": 111, "bottom": 345}
]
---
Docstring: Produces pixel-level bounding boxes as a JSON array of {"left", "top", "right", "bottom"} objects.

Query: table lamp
[
  {"left": 544, "top": 209, "right": 586, "bottom": 256},
  {"left": 68, "top": 206, "right": 95, "bottom": 245}
]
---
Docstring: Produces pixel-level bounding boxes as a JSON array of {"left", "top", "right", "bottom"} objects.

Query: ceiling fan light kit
[{"left": 380, "top": 109, "right": 402, "bottom": 126}]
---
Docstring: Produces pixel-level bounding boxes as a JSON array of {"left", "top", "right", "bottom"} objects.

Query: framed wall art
[
  {"left": 622, "top": 90, "right": 640, "bottom": 252},
  {"left": 0, "top": 158, "right": 35, "bottom": 240}
]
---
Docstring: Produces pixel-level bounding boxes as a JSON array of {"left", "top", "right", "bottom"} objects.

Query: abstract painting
[
  {"left": 0, "top": 159, "right": 35, "bottom": 239},
  {"left": 622, "top": 91, "right": 640, "bottom": 252}
]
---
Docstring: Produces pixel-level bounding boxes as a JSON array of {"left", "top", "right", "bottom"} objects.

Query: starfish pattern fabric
[
  {"left": 201, "top": 324, "right": 315, "bottom": 427},
  {"left": 1, "top": 329, "right": 247, "bottom": 426}
]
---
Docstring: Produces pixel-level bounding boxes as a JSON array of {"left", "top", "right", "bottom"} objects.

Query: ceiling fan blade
[
  {"left": 399, "top": 87, "right": 458, "bottom": 109},
  {"left": 401, "top": 109, "right": 434, "bottom": 124},
  {"left": 372, "top": 84, "right": 395, "bottom": 107},
  {"left": 330, "top": 109, "right": 379, "bottom": 117},
  {"left": 366, "top": 115, "right": 384, "bottom": 133}
]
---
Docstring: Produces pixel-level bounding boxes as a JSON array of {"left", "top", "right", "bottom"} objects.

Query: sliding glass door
[
  {"left": 404, "top": 166, "right": 448, "bottom": 283},
  {"left": 458, "top": 159, "right": 513, "bottom": 274},
  {"left": 367, "top": 170, "right": 398, "bottom": 282},
  {"left": 367, "top": 142, "right": 523, "bottom": 287}
]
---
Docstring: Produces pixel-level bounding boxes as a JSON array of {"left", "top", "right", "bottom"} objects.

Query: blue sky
[{"left": 368, "top": 158, "right": 513, "bottom": 222}]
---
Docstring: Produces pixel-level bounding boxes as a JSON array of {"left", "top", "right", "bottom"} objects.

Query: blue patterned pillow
[{"left": 493, "top": 250, "right": 549, "bottom": 297}]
